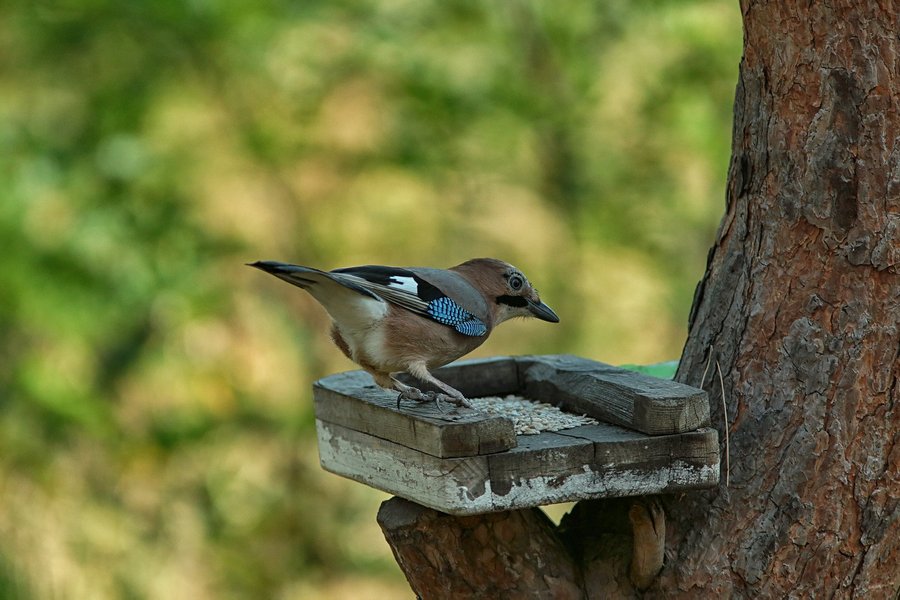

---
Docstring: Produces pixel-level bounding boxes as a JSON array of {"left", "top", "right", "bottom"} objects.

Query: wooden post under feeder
[{"left": 313, "top": 355, "right": 719, "bottom": 597}]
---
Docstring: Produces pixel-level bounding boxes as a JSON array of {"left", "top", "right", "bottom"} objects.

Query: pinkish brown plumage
[{"left": 250, "top": 258, "right": 558, "bottom": 409}]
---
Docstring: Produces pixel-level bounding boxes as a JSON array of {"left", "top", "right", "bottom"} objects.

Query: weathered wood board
[
  {"left": 313, "top": 354, "right": 719, "bottom": 513},
  {"left": 517, "top": 355, "right": 710, "bottom": 435},
  {"left": 314, "top": 362, "right": 517, "bottom": 458},
  {"left": 314, "top": 355, "right": 711, "bottom": 457},
  {"left": 317, "top": 419, "right": 719, "bottom": 515}
]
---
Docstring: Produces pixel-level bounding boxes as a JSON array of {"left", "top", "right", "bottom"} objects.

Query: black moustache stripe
[{"left": 496, "top": 295, "right": 528, "bottom": 308}]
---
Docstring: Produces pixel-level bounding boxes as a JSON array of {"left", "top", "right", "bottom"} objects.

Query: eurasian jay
[{"left": 249, "top": 258, "right": 559, "bottom": 408}]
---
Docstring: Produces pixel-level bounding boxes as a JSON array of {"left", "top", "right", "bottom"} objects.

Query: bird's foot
[
  {"left": 396, "top": 387, "right": 472, "bottom": 412},
  {"left": 396, "top": 386, "right": 433, "bottom": 407},
  {"left": 444, "top": 392, "right": 473, "bottom": 409},
  {"left": 430, "top": 392, "right": 473, "bottom": 412}
]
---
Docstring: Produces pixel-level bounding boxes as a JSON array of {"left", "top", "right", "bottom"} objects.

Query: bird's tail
[
  {"left": 248, "top": 260, "right": 387, "bottom": 331},
  {"left": 247, "top": 260, "right": 379, "bottom": 301},
  {"left": 247, "top": 261, "right": 327, "bottom": 289}
]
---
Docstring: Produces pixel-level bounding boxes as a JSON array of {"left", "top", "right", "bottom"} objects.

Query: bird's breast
[
  {"left": 381, "top": 308, "right": 487, "bottom": 370},
  {"left": 331, "top": 308, "right": 487, "bottom": 374}
]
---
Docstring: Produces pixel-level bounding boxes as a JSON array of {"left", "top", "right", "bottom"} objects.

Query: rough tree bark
[
  {"left": 655, "top": 1, "right": 899, "bottom": 597},
  {"left": 378, "top": 498, "right": 583, "bottom": 599},
  {"left": 380, "top": 2, "right": 899, "bottom": 598}
]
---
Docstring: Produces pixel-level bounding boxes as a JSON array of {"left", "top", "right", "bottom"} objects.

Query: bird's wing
[
  {"left": 330, "top": 266, "right": 430, "bottom": 313},
  {"left": 331, "top": 265, "right": 489, "bottom": 337},
  {"left": 407, "top": 267, "right": 490, "bottom": 322}
]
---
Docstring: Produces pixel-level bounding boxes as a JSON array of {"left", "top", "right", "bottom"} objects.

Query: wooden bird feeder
[{"left": 314, "top": 355, "right": 719, "bottom": 515}]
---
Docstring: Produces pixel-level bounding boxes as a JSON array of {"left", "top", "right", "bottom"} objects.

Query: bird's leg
[{"left": 406, "top": 362, "right": 473, "bottom": 409}]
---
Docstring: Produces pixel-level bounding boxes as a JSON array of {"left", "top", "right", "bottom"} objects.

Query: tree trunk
[
  {"left": 656, "top": 0, "right": 899, "bottom": 597},
  {"left": 377, "top": 497, "right": 584, "bottom": 599},
  {"left": 381, "top": 2, "right": 899, "bottom": 597}
]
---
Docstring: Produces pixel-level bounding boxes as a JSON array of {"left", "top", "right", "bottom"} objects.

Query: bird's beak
[{"left": 527, "top": 299, "right": 560, "bottom": 323}]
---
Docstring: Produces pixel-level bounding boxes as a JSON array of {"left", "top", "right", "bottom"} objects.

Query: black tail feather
[{"left": 247, "top": 260, "right": 319, "bottom": 287}]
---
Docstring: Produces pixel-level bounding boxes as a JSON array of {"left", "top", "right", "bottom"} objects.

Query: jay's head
[{"left": 453, "top": 258, "right": 559, "bottom": 326}]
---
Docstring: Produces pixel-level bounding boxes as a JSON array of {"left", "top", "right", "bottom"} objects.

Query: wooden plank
[
  {"left": 317, "top": 420, "right": 494, "bottom": 514},
  {"left": 486, "top": 422, "right": 653, "bottom": 499},
  {"left": 516, "top": 354, "right": 710, "bottom": 435},
  {"left": 313, "top": 370, "right": 517, "bottom": 459},
  {"left": 487, "top": 425, "right": 719, "bottom": 510},
  {"left": 318, "top": 417, "right": 720, "bottom": 516},
  {"left": 486, "top": 430, "right": 595, "bottom": 497}
]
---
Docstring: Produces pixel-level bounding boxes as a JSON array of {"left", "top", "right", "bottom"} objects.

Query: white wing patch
[{"left": 386, "top": 276, "right": 419, "bottom": 294}]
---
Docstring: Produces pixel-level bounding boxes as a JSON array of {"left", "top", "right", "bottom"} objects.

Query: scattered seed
[{"left": 469, "top": 395, "right": 598, "bottom": 435}]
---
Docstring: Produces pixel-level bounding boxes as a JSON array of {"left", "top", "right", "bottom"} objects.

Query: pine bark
[
  {"left": 381, "top": 2, "right": 899, "bottom": 598},
  {"left": 377, "top": 498, "right": 584, "bottom": 599},
  {"left": 656, "top": 0, "right": 899, "bottom": 597}
]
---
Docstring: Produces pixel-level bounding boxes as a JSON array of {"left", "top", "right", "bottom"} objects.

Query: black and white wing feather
[{"left": 331, "top": 265, "right": 488, "bottom": 337}]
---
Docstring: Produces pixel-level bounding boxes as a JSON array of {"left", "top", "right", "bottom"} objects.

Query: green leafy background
[{"left": 0, "top": 1, "right": 740, "bottom": 597}]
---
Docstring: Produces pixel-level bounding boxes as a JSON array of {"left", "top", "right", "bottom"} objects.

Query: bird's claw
[
  {"left": 396, "top": 387, "right": 471, "bottom": 413},
  {"left": 396, "top": 387, "right": 434, "bottom": 409}
]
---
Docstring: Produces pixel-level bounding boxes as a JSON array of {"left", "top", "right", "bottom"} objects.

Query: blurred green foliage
[
  {"left": 620, "top": 360, "right": 680, "bottom": 379},
  {"left": 0, "top": 0, "right": 741, "bottom": 597}
]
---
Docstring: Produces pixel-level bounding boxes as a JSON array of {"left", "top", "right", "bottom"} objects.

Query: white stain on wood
[{"left": 318, "top": 419, "right": 719, "bottom": 515}]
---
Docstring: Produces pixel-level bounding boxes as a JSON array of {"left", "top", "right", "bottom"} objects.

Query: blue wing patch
[
  {"left": 427, "top": 297, "right": 487, "bottom": 337},
  {"left": 454, "top": 319, "right": 488, "bottom": 337}
]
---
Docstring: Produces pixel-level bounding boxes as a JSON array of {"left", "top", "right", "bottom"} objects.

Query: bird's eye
[{"left": 508, "top": 274, "right": 524, "bottom": 291}]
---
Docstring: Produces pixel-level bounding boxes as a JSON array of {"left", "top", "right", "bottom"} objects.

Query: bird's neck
[{"left": 449, "top": 262, "right": 506, "bottom": 329}]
